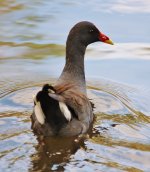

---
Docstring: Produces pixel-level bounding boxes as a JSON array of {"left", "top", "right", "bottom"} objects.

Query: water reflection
[
  {"left": 30, "top": 136, "right": 86, "bottom": 171},
  {"left": 0, "top": 85, "right": 150, "bottom": 171}
]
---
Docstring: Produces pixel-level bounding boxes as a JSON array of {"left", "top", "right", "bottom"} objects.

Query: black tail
[{"left": 35, "top": 84, "right": 68, "bottom": 133}]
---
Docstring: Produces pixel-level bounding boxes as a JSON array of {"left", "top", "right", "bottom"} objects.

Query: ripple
[{"left": 0, "top": 79, "right": 150, "bottom": 171}]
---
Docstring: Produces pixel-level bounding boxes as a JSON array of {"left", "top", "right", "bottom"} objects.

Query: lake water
[{"left": 0, "top": 1, "right": 150, "bottom": 172}]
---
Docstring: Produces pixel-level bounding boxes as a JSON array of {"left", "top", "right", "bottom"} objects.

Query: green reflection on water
[{"left": 0, "top": 42, "right": 65, "bottom": 59}]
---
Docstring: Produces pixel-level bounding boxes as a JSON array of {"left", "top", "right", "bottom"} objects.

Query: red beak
[{"left": 99, "top": 33, "right": 114, "bottom": 45}]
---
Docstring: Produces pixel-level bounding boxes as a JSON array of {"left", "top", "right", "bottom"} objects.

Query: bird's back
[{"left": 31, "top": 83, "right": 93, "bottom": 136}]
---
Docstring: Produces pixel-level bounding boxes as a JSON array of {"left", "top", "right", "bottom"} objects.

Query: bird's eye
[{"left": 89, "top": 29, "right": 94, "bottom": 33}]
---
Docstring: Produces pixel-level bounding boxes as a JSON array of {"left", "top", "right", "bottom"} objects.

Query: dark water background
[{"left": 0, "top": 1, "right": 150, "bottom": 172}]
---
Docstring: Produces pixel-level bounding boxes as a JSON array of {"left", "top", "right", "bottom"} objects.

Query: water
[{"left": 0, "top": 1, "right": 150, "bottom": 171}]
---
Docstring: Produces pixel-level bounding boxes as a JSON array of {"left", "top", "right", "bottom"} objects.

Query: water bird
[{"left": 31, "top": 21, "right": 113, "bottom": 136}]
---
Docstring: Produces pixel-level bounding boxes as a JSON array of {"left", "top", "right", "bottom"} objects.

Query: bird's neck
[{"left": 57, "top": 40, "right": 87, "bottom": 94}]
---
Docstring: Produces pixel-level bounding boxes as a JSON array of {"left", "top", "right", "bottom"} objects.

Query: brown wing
[{"left": 49, "top": 83, "right": 93, "bottom": 127}]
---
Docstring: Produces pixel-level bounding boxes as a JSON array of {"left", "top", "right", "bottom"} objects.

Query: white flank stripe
[
  {"left": 34, "top": 101, "right": 45, "bottom": 125},
  {"left": 59, "top": 102, "right": 71, "bottom": 121},
  {"left": 48, "top": 89, "right": 55, "bottom": 93}
]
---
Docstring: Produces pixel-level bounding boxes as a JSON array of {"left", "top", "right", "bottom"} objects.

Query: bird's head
[{"left": 67, "top": 21, "right": 114, "bottom": 46}]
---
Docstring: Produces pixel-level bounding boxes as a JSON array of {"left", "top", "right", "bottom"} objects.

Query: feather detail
[
  {"left": 34, "top": 101, "right": 45, "bottom": 125},
  {"left": 32, "top": 94, "right": 36, "bottom": 102},
  {"left": 48, "top": 88, "right": 55, "bottom": 93},
  {"left": 59, "top": 102, "right": 72, "bottom": 121}
]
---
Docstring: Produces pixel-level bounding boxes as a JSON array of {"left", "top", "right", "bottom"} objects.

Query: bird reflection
[{"left": 29, "top": 133, "right": 91, "bottom": 171}]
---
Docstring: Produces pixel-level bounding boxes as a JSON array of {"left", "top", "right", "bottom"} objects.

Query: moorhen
[{"left": 31, "top": 21, "right": 113, "bottom": 136}]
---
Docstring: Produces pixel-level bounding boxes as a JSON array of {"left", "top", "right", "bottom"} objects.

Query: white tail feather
[
  {"left": 59, "top": 102, "right": 71, "bottom": 121},
  {"left": 32, "top": 94, "right": 36, "bottom": 102},
  {"left": 34, "top": 101, "right": 45, "bottom": 125}
]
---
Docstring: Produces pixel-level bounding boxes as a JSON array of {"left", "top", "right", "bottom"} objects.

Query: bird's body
[
  {"left": 31, "top": 21, "right": 113, "bottom": 136},
  {"left": 31, "top": 83, "right": 93, "bottom": 136}
]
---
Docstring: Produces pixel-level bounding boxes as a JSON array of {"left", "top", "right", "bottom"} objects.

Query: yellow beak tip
[{"left": 104, "top": 39, "right": 114, "bottom": 45}]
